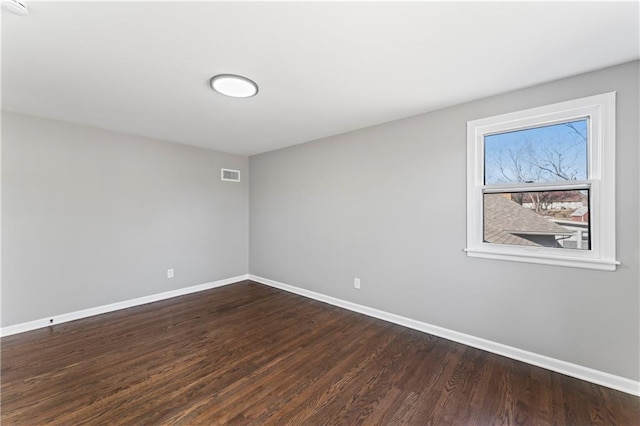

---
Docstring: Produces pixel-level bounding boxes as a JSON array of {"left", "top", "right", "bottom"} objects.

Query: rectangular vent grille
[{"left": 221, "top": 168, "right": 241, "bottom": 182}]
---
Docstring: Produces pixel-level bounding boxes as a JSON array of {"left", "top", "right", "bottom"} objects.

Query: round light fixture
[
  {"left": 210, "top": 74, "right": 258, "bottom": 98},
  {"left": 1, "top": 0, "right": 28, "bottom": 16}
]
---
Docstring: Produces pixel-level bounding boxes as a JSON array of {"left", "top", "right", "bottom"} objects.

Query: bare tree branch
[{"left": 564, "top": 122, "right": 587, "bottom": 142}]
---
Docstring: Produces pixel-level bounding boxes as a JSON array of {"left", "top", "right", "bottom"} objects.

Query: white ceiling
[{"left": 2, "top": 1, "right": 639, "bottom": 156}]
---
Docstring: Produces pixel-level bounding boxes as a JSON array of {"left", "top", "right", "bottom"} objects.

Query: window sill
[{"left": 464, "top": 248, "right": 620, "bottom": 271}]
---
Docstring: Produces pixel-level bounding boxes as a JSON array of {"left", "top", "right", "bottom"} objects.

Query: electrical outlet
[
  {"left": 167, "top": 268, "right": 174, "bottom": 279},
  {"left": 354, "top": 277, "right": 361, "bottom": 289}
]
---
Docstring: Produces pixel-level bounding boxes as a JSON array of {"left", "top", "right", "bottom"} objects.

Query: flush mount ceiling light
[
  {"left": 209, "top": 74, "right": 258, "bottom": 98},
  {"left": 1, "top": 0, "right": 28, "bottom": 15}
]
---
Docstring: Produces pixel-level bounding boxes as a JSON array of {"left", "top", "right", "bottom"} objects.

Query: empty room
[{"left": 1, "top": 1, "right": 639, "bottom": 424}]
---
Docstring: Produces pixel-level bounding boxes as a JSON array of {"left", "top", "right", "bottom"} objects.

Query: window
[{"left": 466, "top": 93, "right": 618, "bottom": 271}]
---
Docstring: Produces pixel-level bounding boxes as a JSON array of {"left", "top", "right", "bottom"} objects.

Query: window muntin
[{"left": 466, "top": 92, "right": 617, "bottom": 271}]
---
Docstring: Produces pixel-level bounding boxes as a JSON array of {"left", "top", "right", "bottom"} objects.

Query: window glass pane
[
  {"left": 483, "top": 190, "right": 590, "bottom": 250},
  {"left": 484, "top": 119, "right": 588, "bottom": 184}
]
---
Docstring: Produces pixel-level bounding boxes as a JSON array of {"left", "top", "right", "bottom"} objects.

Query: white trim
[
  {"left": 466, "top": 92, "right": 618, "bottom": 270},
  {"left": 482, "top": 180, "right": 590, "bottom": 194},
  {"left": 464, "top": 248, "right": 619, "bottom": 271},
  {"left": 0, "top": 274, "right": 249, "bottom": 337},
  {"left": 249, "top": 274, "right": 640, "bottom": 396}
]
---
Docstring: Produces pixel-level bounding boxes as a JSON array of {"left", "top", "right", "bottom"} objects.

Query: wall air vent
[{"left": 221, "top": 168, "right": 241, "bottom": 182}]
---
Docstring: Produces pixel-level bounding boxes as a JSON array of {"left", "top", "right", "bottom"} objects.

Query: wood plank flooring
[{"left": 2, "top": 280, "right": 638, "bottom": 425}]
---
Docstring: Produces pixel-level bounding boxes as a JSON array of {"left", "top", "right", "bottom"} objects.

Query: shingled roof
[
  {"left": 484, "top": 194, "right": 573, "bottom": 246},
  {"left": 571, "top": 206, "right": 589, "bottom": 217}
]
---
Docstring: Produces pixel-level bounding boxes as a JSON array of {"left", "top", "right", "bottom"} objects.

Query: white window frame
[{"left": 466, "top": 92, "right": 618, "bottom": 271}]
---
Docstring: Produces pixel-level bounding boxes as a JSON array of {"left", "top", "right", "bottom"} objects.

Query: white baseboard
[
  {"left": 0, "top": 274, "right": 250, "bottom": 337},
  {"left": 249, "top": 274, "right": 640, "bottom": 397}
]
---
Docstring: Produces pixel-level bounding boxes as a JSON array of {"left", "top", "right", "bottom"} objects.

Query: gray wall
[
  {"left": 2, "top": 111, "right": 248, "bottom": 326},
  {"left": 249, "top": 61, "right": 640, "bottom": 381}
]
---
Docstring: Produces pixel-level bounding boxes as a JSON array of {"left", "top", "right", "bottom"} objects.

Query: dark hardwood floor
[{"left": 2, "top": 280, "right": 638, "bottom": 425}]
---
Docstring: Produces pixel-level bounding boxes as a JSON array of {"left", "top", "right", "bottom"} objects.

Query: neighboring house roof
[
  {"left": 484, "top": 194, "right": 573, "bottom": 246},
  {"left": 571, "top": 206, "right": 589, "bottom": 217},
  {"left": 520, "top": 190, "right": 587, "bottom": 204},
  {"left": 545, "top": 190, "right": 587, "bottom": 203},
  {"left": 484, "top": 222, "right": 539, "bottom": 246}
]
